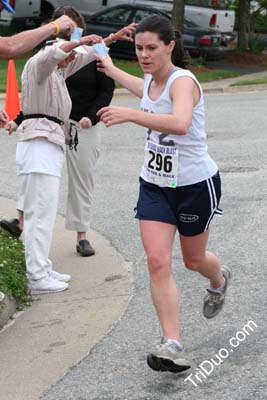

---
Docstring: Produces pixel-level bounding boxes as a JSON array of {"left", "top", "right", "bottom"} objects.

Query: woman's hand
[
  {"left": 79, "top": 117, "right": 92, "bottom": 129},
  {"left": 97, "top": 106, "right": 132, "bottom": 127},
  {"left": 80, "top": 34, "right": 103, "bottom": 46},
  {"left": 95, "top": 54, "right": 115, "bottom": 77},
  {"left": 6, "top": 120, "right": 18, "bottom": 135},
  {"left": 0, "top": 110, "right": 9, "bottom": 128},
  {"left": 112, "top": 23, "right": 137, "bottom": 42}
]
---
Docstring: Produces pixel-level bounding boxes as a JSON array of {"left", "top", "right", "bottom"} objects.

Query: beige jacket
[{"left": 17, "top": 45, "right": 95, "bottom": 149}]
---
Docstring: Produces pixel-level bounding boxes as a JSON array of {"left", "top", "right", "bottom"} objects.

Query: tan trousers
[{"left": 65, "top": 123, "right": 101, "bottom": 232}]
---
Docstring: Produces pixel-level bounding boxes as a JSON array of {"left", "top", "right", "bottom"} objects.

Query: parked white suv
[{"left": 128, "top": 0, "right": 235, "bottom": 43}]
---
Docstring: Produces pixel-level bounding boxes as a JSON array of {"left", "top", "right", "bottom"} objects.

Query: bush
[
  {"left": 0, "top": 227, "right": 28, "bottom": 304},
  {"left": 254, "top": 13, "right": 267, "bottom": 33},
  {"left": 249, "top": 36, "right": 267, "bottom": 53}
]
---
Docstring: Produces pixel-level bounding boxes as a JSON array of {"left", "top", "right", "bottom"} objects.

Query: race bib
[{"left": 144, "top": 140, "right": 179, "bottom": 188}]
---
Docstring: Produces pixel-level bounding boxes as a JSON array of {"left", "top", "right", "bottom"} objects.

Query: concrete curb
[
  {"left": 202, "top": 84, "right": 267, "bottom": 94},
  {"left": 0, "top": 295, "right": 17, "bottom": 329}
]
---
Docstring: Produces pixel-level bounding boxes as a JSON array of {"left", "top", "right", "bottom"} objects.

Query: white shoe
[
  {"left": 49, "top": 270, "right": 71, "bottom": 283},
  {"left": 28, "top": 276, "right": 69, "bottom": 294},
  {"left": 0, "top": 291, "right": 5, "bottom": 302}
]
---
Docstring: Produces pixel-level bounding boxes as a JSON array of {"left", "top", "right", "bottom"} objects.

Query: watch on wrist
[{"left": 109, "top": 33, "right": 117, "bottom": 43}]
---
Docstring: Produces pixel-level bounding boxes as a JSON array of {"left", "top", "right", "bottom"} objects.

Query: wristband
[
  {"left": 50, "top": 21, "right": 60, "bottom": 35},
  {"left": 109, "top": 33, "right": 117, "bottom": 43}
]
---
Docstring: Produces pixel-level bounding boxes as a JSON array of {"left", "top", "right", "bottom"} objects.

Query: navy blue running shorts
[{"left": 134, "top": 172, "right": 222, "bottom": 236}]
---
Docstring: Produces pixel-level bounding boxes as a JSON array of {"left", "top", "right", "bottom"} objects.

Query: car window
[
  {"left": 133, "top": 8, "right": 162, "bottom": 23},
  {"left": 94, "top": 8, "right": 133, "bottom": 24}
]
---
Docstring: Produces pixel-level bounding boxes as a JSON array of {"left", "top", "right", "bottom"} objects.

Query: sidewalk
[
  {"left": 201, "top": 70, "right": 267, "bottom": 93},
  {"left": 0, "top": 197, "right": 132, "bottom": 400}
]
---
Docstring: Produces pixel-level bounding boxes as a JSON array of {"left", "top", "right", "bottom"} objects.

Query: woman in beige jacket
[{"left": 10, "top": 34, "right": 102, "bottom": 294}]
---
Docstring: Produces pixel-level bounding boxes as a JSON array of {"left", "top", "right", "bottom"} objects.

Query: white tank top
[{"left": 140, "top": 68, "right": 218, "bottom": 187}]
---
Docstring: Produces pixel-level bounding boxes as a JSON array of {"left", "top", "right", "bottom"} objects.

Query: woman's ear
[{"left": 169, "top": 40, "right": 175, "bottom": 53}]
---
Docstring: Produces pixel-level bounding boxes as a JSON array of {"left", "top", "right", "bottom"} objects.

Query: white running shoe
[
  {"left": 28, "top": 276, "right": 69, "bottom": 294},
  {"left": 49, "top": 270, "right": 71, "bottom": 283}
]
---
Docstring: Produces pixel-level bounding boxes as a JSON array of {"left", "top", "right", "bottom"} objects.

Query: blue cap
[{"left": 0, "top": 0, "right": 15, "bottom": 14}]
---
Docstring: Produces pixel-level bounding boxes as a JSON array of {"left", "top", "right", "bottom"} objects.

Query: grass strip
[{"left": 0, "top": 227, "right": 28, "bottom": 304}]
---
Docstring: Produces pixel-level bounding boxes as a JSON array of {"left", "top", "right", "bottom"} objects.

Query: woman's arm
[
  {"left": 96, "top": 55, "right": 144, "bottom": 98},
  {"left": 103, "top": 23, "right": 136, "bottom": 47},
  {"left": 34, "top": 34, "right": 102, "bottom": 83},
  {"left": 63, "top": 34, "right": 103, "bottom": 78},
  {"left": 33, "top": 45, "right": 72, "bottom": 83},
  {"left": 98, "top": 77, "right": 197, "bottom": 135}
]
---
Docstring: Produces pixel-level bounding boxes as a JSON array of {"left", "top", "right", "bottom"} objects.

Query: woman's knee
[
  {"left": 183, "top": 255, "right": 205, "bottom": 271},
  {"left": 146, "top": 251, "right": 171, "bottom": 277}
]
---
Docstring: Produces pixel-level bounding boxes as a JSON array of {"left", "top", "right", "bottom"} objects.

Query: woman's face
[
  {"left": 135, "top": 31, "right": 174, "bottom": 75},
  {"left": 57, "top": 51, "right": 76, "bottom": 69}
]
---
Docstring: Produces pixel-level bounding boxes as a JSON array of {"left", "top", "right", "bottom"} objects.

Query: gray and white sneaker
[
  {"left": 203, "top": 265, "right": 232, "bottom": 319},
  {"left": 147, "top": 337, "right": 191, "bottom": 373}
]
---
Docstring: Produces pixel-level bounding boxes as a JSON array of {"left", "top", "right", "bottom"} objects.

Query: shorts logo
[{"left": 178, "top": 213, "right": 199, "bottom": 223}]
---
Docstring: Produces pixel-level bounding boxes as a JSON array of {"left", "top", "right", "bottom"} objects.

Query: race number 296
[{"left": 147, "top": 151, "right": 172, "bottom": 173}]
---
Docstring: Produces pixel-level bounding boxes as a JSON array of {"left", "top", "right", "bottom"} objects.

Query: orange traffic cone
[{"left": 5, "top": 59, "right": 21, "bottom": 120}]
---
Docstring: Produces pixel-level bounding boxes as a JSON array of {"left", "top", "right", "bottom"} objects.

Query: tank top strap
[{"left": 166, "top": 68, "right": 203, "bottom": 101}]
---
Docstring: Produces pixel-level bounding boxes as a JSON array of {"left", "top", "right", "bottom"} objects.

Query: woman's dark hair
[
  {"left": 135, "top": 14, "right": 189, "bottom": 69},
  {"left": 52, "top": 5, "right": 87, "bottom": 33}
]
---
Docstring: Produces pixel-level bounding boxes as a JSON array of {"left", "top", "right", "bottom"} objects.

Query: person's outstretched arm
[
  {"left": 98, "top": 77, "right": 198, "bottom": 136},
  {"left": 0, "top": 15, "right": 75, "bottom": 59},
  {"left": 96, "top": 54, "right": 143, "bottom": 98}
]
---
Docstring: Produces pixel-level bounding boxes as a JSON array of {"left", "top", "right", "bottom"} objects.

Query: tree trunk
[
  {"left": 172, "top": 0, "right": 185, "bottom": 32},
  {"left": 237, "top": 0, "right": 249, "bottom": 49}
]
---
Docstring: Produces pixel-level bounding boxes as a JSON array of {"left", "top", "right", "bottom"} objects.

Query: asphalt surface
[
  {"left": 1, "top": 88, "right": 267, "bottom": 399},
  {"left": 45, "top": 91, "right": 267, "bottom": 399}
]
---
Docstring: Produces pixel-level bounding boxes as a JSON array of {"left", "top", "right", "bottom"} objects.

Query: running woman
[{"left": 97, "top": 14, "right": 232, "bottom": 373}]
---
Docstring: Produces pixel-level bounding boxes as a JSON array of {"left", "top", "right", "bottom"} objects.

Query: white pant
[
  {"left": 65, "top": 124, "right": 100, "bottom": 232},
  {"left": 20, "top": 173, "right": 60, "bottom": 280}
]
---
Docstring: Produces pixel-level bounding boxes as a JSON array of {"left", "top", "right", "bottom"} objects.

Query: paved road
[{"left": 1, "top": 90, "right": 267, "bottom": 400}]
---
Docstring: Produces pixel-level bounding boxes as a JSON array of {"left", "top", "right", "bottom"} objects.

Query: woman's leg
[
  {"left": 180, "top": 230, "right": 231, "bottom": 319},
  {"left": 139, "top": 220, "right": 180, "bottom": 340},
  {"left": 179, "top": 230, "right": 224, "bottom": 289},
  {"left": 65, "top": 125, "right": 100, "bottom": 244},
  {"left": 24, "top": 173, "right": 60, "bottom": 281}
]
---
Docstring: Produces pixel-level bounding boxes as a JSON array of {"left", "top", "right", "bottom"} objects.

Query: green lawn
[
  {"left": 0, "top": 59, "right": 26, "bottom": 92},
  {"left": 0, "top": 58, "right": 239, "bottom": 92}
]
